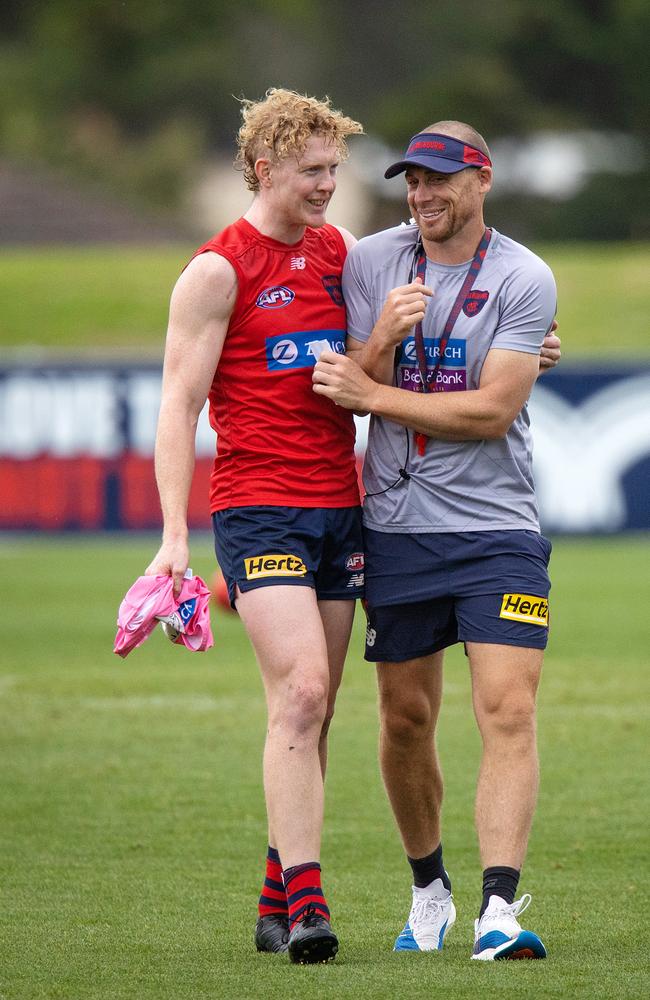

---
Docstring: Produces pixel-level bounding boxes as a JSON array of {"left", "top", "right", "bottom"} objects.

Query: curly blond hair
[{"left": 235, "top": 88, "right": 364, "bottom": 192}]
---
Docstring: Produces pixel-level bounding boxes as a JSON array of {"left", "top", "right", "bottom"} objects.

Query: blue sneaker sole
[{"left": 494, "top": 930, "right": 546, "bottom": 960}]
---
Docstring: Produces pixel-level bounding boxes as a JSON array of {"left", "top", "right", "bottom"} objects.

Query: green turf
[
  {"left": 1, "top": 535, "right": 648, "bottom": 999},
  {"left": 1, "top": 243, "right": 649, "bottom": 356},
  {"left": 0, "top": 247, "right": 191, "bottom": 352},
  {"left": 539, "top": 243, "right": 650, "bottom": 358}
]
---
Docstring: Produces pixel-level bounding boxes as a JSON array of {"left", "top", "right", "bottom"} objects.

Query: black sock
[
  {"left": 480, "top": 866, "right": 520, "bottom": 916},
  {"left": 407, "top": 843, "right": 452, "bottom": 891}
]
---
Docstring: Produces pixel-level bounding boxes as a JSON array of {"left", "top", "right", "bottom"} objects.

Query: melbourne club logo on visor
[
  {"left": 384, "top": 132, "right": 493, "bottom": 178},
  {"left": 244, "top": 554, "right": 308, "bottom": 580},
  {"left": 499, "top": 594, "right": 549, "bottom": 627}
]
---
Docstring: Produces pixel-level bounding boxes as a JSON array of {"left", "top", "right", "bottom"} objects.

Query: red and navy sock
[
  {"left": 283, "top": 862, "right": 330, "bottom": 929},
  {"left": 258, "top": 845, "right": 288, "bottom": 919}
]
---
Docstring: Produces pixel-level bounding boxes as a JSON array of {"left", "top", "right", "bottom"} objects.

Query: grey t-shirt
[{"left": 343, "top": 224, "right": 557, "bottom": 534}]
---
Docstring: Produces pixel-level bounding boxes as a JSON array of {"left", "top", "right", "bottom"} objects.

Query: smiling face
[
  {"left": 405, "top": 164, "right": 492, "bottom": 258},
  {"left": 261, "top": 133, "right": 340, "bottom": 238}
]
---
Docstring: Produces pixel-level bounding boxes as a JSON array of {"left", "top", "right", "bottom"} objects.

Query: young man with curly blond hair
[{"left": 145, "top": 88, "right": 363, "bottom": 964}]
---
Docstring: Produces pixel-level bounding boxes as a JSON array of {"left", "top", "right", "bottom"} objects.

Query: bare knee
[
  {"left": 270, "top": 676, "right": 329, "bottom": 738},
  {"left": 381, "top": 691, "right": 436, "bottom": 746},
  {"left": 477, "top": 692, "right": 537, "bottom": 747}
]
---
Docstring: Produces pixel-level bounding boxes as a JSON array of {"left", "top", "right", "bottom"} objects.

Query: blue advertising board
[{"left": 1, "top": 361, "right": 648, "bottom": 532}]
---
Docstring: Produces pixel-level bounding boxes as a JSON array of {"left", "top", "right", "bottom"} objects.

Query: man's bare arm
[{"left": 145, "top": 252, "right": 236, "bottom": 594}]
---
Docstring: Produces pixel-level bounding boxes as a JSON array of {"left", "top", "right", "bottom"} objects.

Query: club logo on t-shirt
[
  {"left": 462, "top": 290, "right": 489, "bottom": 317},
  {"left": 256, "top": 285, "right": 295, "bottom": 309}
]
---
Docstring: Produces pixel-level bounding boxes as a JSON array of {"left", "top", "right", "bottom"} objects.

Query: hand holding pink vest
[{"left": 114, "top": 572, "right": 214, "bottom": 658}]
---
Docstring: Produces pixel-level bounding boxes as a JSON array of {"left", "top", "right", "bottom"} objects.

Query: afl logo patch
[
  {"left": 256, "top": 285, "right": 295, "bottom": 309},
  {"left": 462, "top": 290, "right": 489, "bottom": 317}
]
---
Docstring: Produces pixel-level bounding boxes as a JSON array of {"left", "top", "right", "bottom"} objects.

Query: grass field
[
  {"left": 1, "top": 534, "right": 648, "bottom": 999},
  {"left": 1, "top": 243, "right": 649, "bottom": 356}
]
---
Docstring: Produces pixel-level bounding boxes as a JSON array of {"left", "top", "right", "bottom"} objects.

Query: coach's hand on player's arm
[
  {"left": 538, "top": 320, "right": 561, "bottom": 372},
  {"left": 313, "top": 349, "right": 379, "bottom": 412}
]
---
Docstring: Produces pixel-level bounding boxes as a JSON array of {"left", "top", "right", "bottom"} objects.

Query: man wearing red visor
[{"left": 313, "top": 121, "right": 554, "bottom": 961}]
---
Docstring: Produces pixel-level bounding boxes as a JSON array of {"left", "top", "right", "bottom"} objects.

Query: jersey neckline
[{"left": 237, "top": 216, "right": 320, "bottom": 252}]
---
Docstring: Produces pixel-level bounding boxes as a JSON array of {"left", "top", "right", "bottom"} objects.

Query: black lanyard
[{"left": 411, "top": 227, "right": 491, "bottom": 454}]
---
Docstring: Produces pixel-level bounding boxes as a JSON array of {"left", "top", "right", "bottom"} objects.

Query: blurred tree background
[{"left": 0, "top": 0, "right": 648, "bottom": 239}]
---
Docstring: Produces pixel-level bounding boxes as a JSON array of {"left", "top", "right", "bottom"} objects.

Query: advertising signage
[{"left": 1, "top": 362, "right": 649, "bottom": 533}]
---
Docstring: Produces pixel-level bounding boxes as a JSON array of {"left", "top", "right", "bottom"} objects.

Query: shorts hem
[
  {"left": 459, "top": 634, "right": 548, "bottom": 651},
  {"left": 236, "top": 577, "right": 315, "bottom": 594},
  {"left": 317, "top": 591, "right": 362, "bottom": 602},
  {"left": 364, "top": 638, "right": 455, "bottom": 664}
]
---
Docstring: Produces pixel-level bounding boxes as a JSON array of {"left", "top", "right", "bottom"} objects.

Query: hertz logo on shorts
[
  {"left": 499, "top": 593, "right": 549, "bottom": 626},
  {"left": 244, "top": 554, "right": 307, "bottom": 580}
]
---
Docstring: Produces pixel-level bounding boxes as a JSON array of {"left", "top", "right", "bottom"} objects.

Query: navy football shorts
[
  {"left": 363, "top": 529, "right": 552, "bottom": 662},
  {"left": 212, "top": 505, "right": 364, "bottom": 608}
]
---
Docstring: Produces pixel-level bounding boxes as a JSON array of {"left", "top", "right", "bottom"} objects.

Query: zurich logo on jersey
[
  {"left": 265, "top": 329, "right": 346, "bottom": 371},
  {"left": 256, "top": 285, "right": 295, "bottom": 309}
]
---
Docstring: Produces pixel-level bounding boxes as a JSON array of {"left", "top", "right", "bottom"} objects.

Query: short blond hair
[{"left": 235, "top": 87, "right": 364, "bottom": 192}]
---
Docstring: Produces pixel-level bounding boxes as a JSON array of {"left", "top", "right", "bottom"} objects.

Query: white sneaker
[
  {"left": 393, "top": 878, "right": 456, "bottom": 951},
  {"left": 471, "top": 893, "right": 546, "bottom": 960}
]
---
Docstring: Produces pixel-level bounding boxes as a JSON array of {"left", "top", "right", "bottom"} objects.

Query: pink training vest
[{"left": 114, "top": 574, "right": 214, "bottom": 657}]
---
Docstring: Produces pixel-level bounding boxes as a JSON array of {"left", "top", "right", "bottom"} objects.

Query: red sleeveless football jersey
[{"left": 192, "top": 218, "right": 360, "bottom": 511}]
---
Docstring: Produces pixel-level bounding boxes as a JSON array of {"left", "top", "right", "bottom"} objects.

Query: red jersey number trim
[{"left": 193, "top": 219, "right": 360, "bottom": 511}]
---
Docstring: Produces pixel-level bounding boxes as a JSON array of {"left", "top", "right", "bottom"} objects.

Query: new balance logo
[{"left": 290, "top": 257, "right": 306, "bottom": 270}]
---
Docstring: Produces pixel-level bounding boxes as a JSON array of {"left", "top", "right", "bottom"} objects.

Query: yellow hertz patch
[
  {"left": 244, "top": 553, "right": 307, "bottom": 580},
  {"left": 500, "top": 593, "right": 549, "bottom": 627}
]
